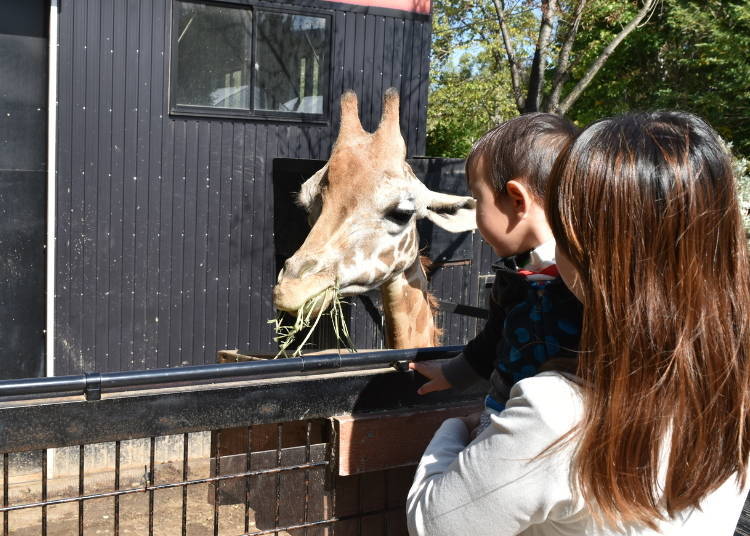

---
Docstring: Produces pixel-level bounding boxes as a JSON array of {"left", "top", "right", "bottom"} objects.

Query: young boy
[{"left": 410, "top": 113, "right": 583, "bottom": 419}]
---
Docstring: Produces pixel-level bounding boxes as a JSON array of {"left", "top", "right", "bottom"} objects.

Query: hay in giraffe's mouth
[{"left": 269, "top": 282, "right": 357, "bottom": 358}]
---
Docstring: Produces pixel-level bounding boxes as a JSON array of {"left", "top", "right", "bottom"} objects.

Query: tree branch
[
  {"left": 558, "top": 0, "right": 658, "bottom": 114},
  {"left": 548, "top": 0, "right": 587, "bottom": 113},
  {"left": 524, "top": 0, "right": 558, "bottom": 113},
  {"left": 491, "top": 0, "right": 525, "bottom": 112}
]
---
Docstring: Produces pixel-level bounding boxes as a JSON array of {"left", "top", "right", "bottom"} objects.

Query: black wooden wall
[
  {"left": 0, "top": 0, "right": 48, "bottom": 379},
  {"left": 54, "top": 0, "right": 492, "bottom": 374}
]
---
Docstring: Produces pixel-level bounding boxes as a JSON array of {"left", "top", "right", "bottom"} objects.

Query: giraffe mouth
[{"left": 273, "top": 274, "right": 336, "bottom": 316}]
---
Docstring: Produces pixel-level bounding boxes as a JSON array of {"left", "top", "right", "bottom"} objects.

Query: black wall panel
[
  {"left": 55, "top": 0, "right": 486, "bottom": 374},
  {"left": 0, "top": 0, "right": 48, "bottom": 379}
]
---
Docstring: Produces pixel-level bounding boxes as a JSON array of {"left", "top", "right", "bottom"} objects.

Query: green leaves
[
  {"left": 568, "top": 0, "right": 750, "bottom": 156},
  {"left": 427, "top": 0, "right": 749, "bottom": 158},
  {"left": 427, "top": 66, "right": 517, "bottom": 157}
]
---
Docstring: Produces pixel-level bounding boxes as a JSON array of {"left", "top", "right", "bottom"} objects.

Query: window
[{"left": 171, "top": 1, "right": 330, "bottom": 120}]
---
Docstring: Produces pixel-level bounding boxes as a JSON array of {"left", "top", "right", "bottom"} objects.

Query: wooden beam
[{"left": 332, "top": 401, "right": 482, "bottom": 476}]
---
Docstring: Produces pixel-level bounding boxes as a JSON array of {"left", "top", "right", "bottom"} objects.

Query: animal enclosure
[{"left": 0, "top": 347, "right": 483, "bottom": 536}]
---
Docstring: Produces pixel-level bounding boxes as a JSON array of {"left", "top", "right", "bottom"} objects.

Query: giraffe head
[{"left": 273, "top": 89, "right": 476, "bottom": 315}]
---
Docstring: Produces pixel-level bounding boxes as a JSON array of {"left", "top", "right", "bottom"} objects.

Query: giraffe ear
[
  {"left": 297, "top": 164, "right": 327, "bottom": 224},
  {"left": 421, "top": 191, "right": 477, "bottom": 233}
]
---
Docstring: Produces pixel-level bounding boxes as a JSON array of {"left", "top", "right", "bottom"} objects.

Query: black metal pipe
[
  {"left": 0, "top": 346, "right": 462, "bottom": 399},
  {"left": 0, "top": 374, "right": 88, "bottom": 397}
]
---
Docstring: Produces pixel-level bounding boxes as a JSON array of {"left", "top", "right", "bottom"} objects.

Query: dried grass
[{"left": 268, "top": 282, "right": 357, "bottom": 358}]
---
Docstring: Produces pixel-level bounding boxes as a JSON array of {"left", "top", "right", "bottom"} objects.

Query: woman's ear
[{"left": 505, "top": 180, "right": 531, "bottom": 215}]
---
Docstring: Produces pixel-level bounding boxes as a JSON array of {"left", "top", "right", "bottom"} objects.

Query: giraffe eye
[{"left": 386, "top": 207, "right": 415, "bottom": 225}]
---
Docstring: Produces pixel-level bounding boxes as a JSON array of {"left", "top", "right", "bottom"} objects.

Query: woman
[{"left": 407, "top": 111, "right": 750, "bottom": 535}]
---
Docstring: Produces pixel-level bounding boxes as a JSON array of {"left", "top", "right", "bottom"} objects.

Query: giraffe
[{"left": 273, "top": 89, "right": 476, "bottom": 349}]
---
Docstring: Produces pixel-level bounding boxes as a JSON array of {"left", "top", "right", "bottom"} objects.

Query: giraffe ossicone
[{"left": 273, "top": 89, "right": 476, "bottom": 348}]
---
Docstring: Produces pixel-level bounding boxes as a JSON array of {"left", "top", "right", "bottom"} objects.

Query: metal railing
[
  {"left": 0, "top": 346, "right": 467, "bottom": 535},
  {"left": 0, "top": 346, "right": 463, "bottom": 400}
]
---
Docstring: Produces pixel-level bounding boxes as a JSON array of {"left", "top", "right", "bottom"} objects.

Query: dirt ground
[{"left": 4, "top": 460, "right": 298, "bottom": 536}]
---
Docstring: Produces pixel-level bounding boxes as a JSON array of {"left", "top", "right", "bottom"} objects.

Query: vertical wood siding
[{"left": 55, "top": 0, "right": 487, "bottom": 374}]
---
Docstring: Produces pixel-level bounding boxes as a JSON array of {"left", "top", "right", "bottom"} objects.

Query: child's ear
[{"left": 505, "top": 180, "right": 530, "bottom": 214}]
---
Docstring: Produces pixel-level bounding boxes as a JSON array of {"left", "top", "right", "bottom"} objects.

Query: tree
[
  {"left": 426, "top": 1, "right": 530, "bottom": 156},
  {"left": 568, "top": 0, "right": 750, "bottom": 156},
  {"left": 427, "top": 0, "right": 661, "bottom": 156},
  {"left": 440, "top": 1, "right": 659, "bottom": 114},
  {"left": 426, "top": 52, "right": 518, "bottom": 157}
]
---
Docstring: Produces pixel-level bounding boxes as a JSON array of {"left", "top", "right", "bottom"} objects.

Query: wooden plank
[
  {"left": 333, "top": 401, "right": 482, "bottom": 476},
  {"left": 193, "top": 120, "right": 211, "bottom": 363},
  {"left": 54, "top": 0, "right": 74, "bottom": 375},
  {"left": 157, "top": 118, "right": 174, "bottom": 368},
  {"left": 391, "top": 19, "right": 404, "bottom": 136},
  {"left": 146, "top": 0, "right": 166, "bottom": 370},
  {"left": 67, "top": 0, "right": 88, "bottom": 373},
  {"left": 331, "top": 11, "right": 346, "bottom": 123},
  {"left": 132, "top": 0, "right": 153, "bottom": 371},
  {"left": 373, "top": 15, "right": 386, "bottom": 121},
  {"left": 169, "top": 120, "right": 187, "bottom": 366},
  {"left": 362, "top": 14, "right": 375, "bottom": 129},
  {"left": 238, "top": 122, "right": 256, "bottom": 355},
  {"left": 211, "top": 122, "right": 232, "bottom": 361},
  {"left": 181, "top": 121, "right": 199, "bottom": 365},
  {"left": 106, "top": 0, "right": 127, "bottom": 374},
  {"left": 205, "top": 120, "right": 224, "bottom": 364},
  {"left": 226, "top": 123, "right": 245, "bottom": 350},
  {"left": 248, "top": 124, "right": 267, "bottom": 351},
  {"left": 381, "top": 17, "right": 395, "bottom": 92},
  {"left": 401, "top": 19, "right": 416, "bottom": 154},
  {"left": 331, "top": 465, "right": 413, "bottom": 535},
  {"left": 121, "top": 0, "right": 141, "bottom": 371},
  {"left": 415, "top": 20, "right": 431, "bottom": 155},
  {"left": 256, "top": 124, "right": 276, "bottom": 354},
  {"left": 352, "top": 14, "right": 366, "bottom": 104},
  {"left": 96, "top": 0, "right": 115, "bottom": 372},
  {"left": 342, "top": 13, "right": 357, "bottom": 92},
  {"left": 155, "top": 0, "right": 173, "bottom": 370},
  {"left": 82, "top": 0, "right": 101, "bottom": 369}
]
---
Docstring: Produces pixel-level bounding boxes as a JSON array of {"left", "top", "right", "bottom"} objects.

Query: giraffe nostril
[
  {"left": 284, "top": 258, "right": 318, "bottom": 279},
  {"left": 298, "top": 260, "right": 317, "bottom": 277}
]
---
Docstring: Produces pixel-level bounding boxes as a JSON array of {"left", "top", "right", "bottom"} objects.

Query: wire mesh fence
[
  {"left": 0, "top": 349, "right": 466, "bottom": 536},
  {"left": 0, "top": 420, "right": 414, "bottom": 536},
  {"left": 3, "top": 347, "right": 743, "bottom": 536}
]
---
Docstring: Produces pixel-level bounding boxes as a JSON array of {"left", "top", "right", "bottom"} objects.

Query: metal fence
[
  {"left": 0, "top": 347, "right": 471, "bottom": 536},
  {"left": 2, "top": 347, "right": 747, "bottom": 536}
]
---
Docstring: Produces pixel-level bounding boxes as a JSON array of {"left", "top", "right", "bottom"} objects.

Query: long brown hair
[{"left": 546, "top": 111, "right": 750, "bottom": 527}]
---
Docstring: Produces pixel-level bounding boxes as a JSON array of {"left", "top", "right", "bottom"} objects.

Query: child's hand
[
  {"left": 461, "top": 412, "right": 482, "bottom": 439},
  {"left": 408, "top": 359, "right": 453, "bottom": 395}
]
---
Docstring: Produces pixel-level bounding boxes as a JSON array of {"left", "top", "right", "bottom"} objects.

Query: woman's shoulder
[{"left": 499, "top": 372, "right": 584, "bottom": 437}]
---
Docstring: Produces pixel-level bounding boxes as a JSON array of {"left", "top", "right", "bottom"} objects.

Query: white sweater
[{"left": 407, "top": 372, "right": 749, "bottom": 536}]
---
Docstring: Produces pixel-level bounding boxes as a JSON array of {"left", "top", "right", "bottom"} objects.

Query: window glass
[
  {"left": 254, "top": 12, "right": 329, "bottom": 114},
  {"left": 174, "top": 2, "right": 252, "bottom": 109}
]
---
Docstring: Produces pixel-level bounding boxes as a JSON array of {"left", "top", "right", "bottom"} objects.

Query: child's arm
[
  {"left": 411, "top": 275, "right": 509, "bottom": 394},
  {"left": 452, "top": 274, "right": 509, "bottom": 381}
]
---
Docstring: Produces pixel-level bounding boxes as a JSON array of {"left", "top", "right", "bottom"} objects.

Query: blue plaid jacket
[{"left": 463, "top": 254, "right": 583, "bottom": 389}]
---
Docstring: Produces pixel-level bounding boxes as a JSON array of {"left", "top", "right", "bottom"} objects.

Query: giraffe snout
[
  {"left": 273, "top": 268, "right": 335, "bottom": 314},
  {"left": 282, "top": 256, "right": 320, "bottom": 280}
]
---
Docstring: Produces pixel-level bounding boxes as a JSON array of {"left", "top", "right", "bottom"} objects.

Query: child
[
  {"left": 410, "top": 113, "right": 582, "bottom": 420},
  {"left": 407, "top": 112, "right": 750, "bottom": 535}
]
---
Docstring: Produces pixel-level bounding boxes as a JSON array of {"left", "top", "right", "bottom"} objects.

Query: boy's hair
[{"left": 466, "top": 113, "right": 580, "bottom": 199}]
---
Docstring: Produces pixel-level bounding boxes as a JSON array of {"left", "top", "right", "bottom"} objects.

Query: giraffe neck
[{"left": 380, "top": 258, "right": 438, "bottom": 349}]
